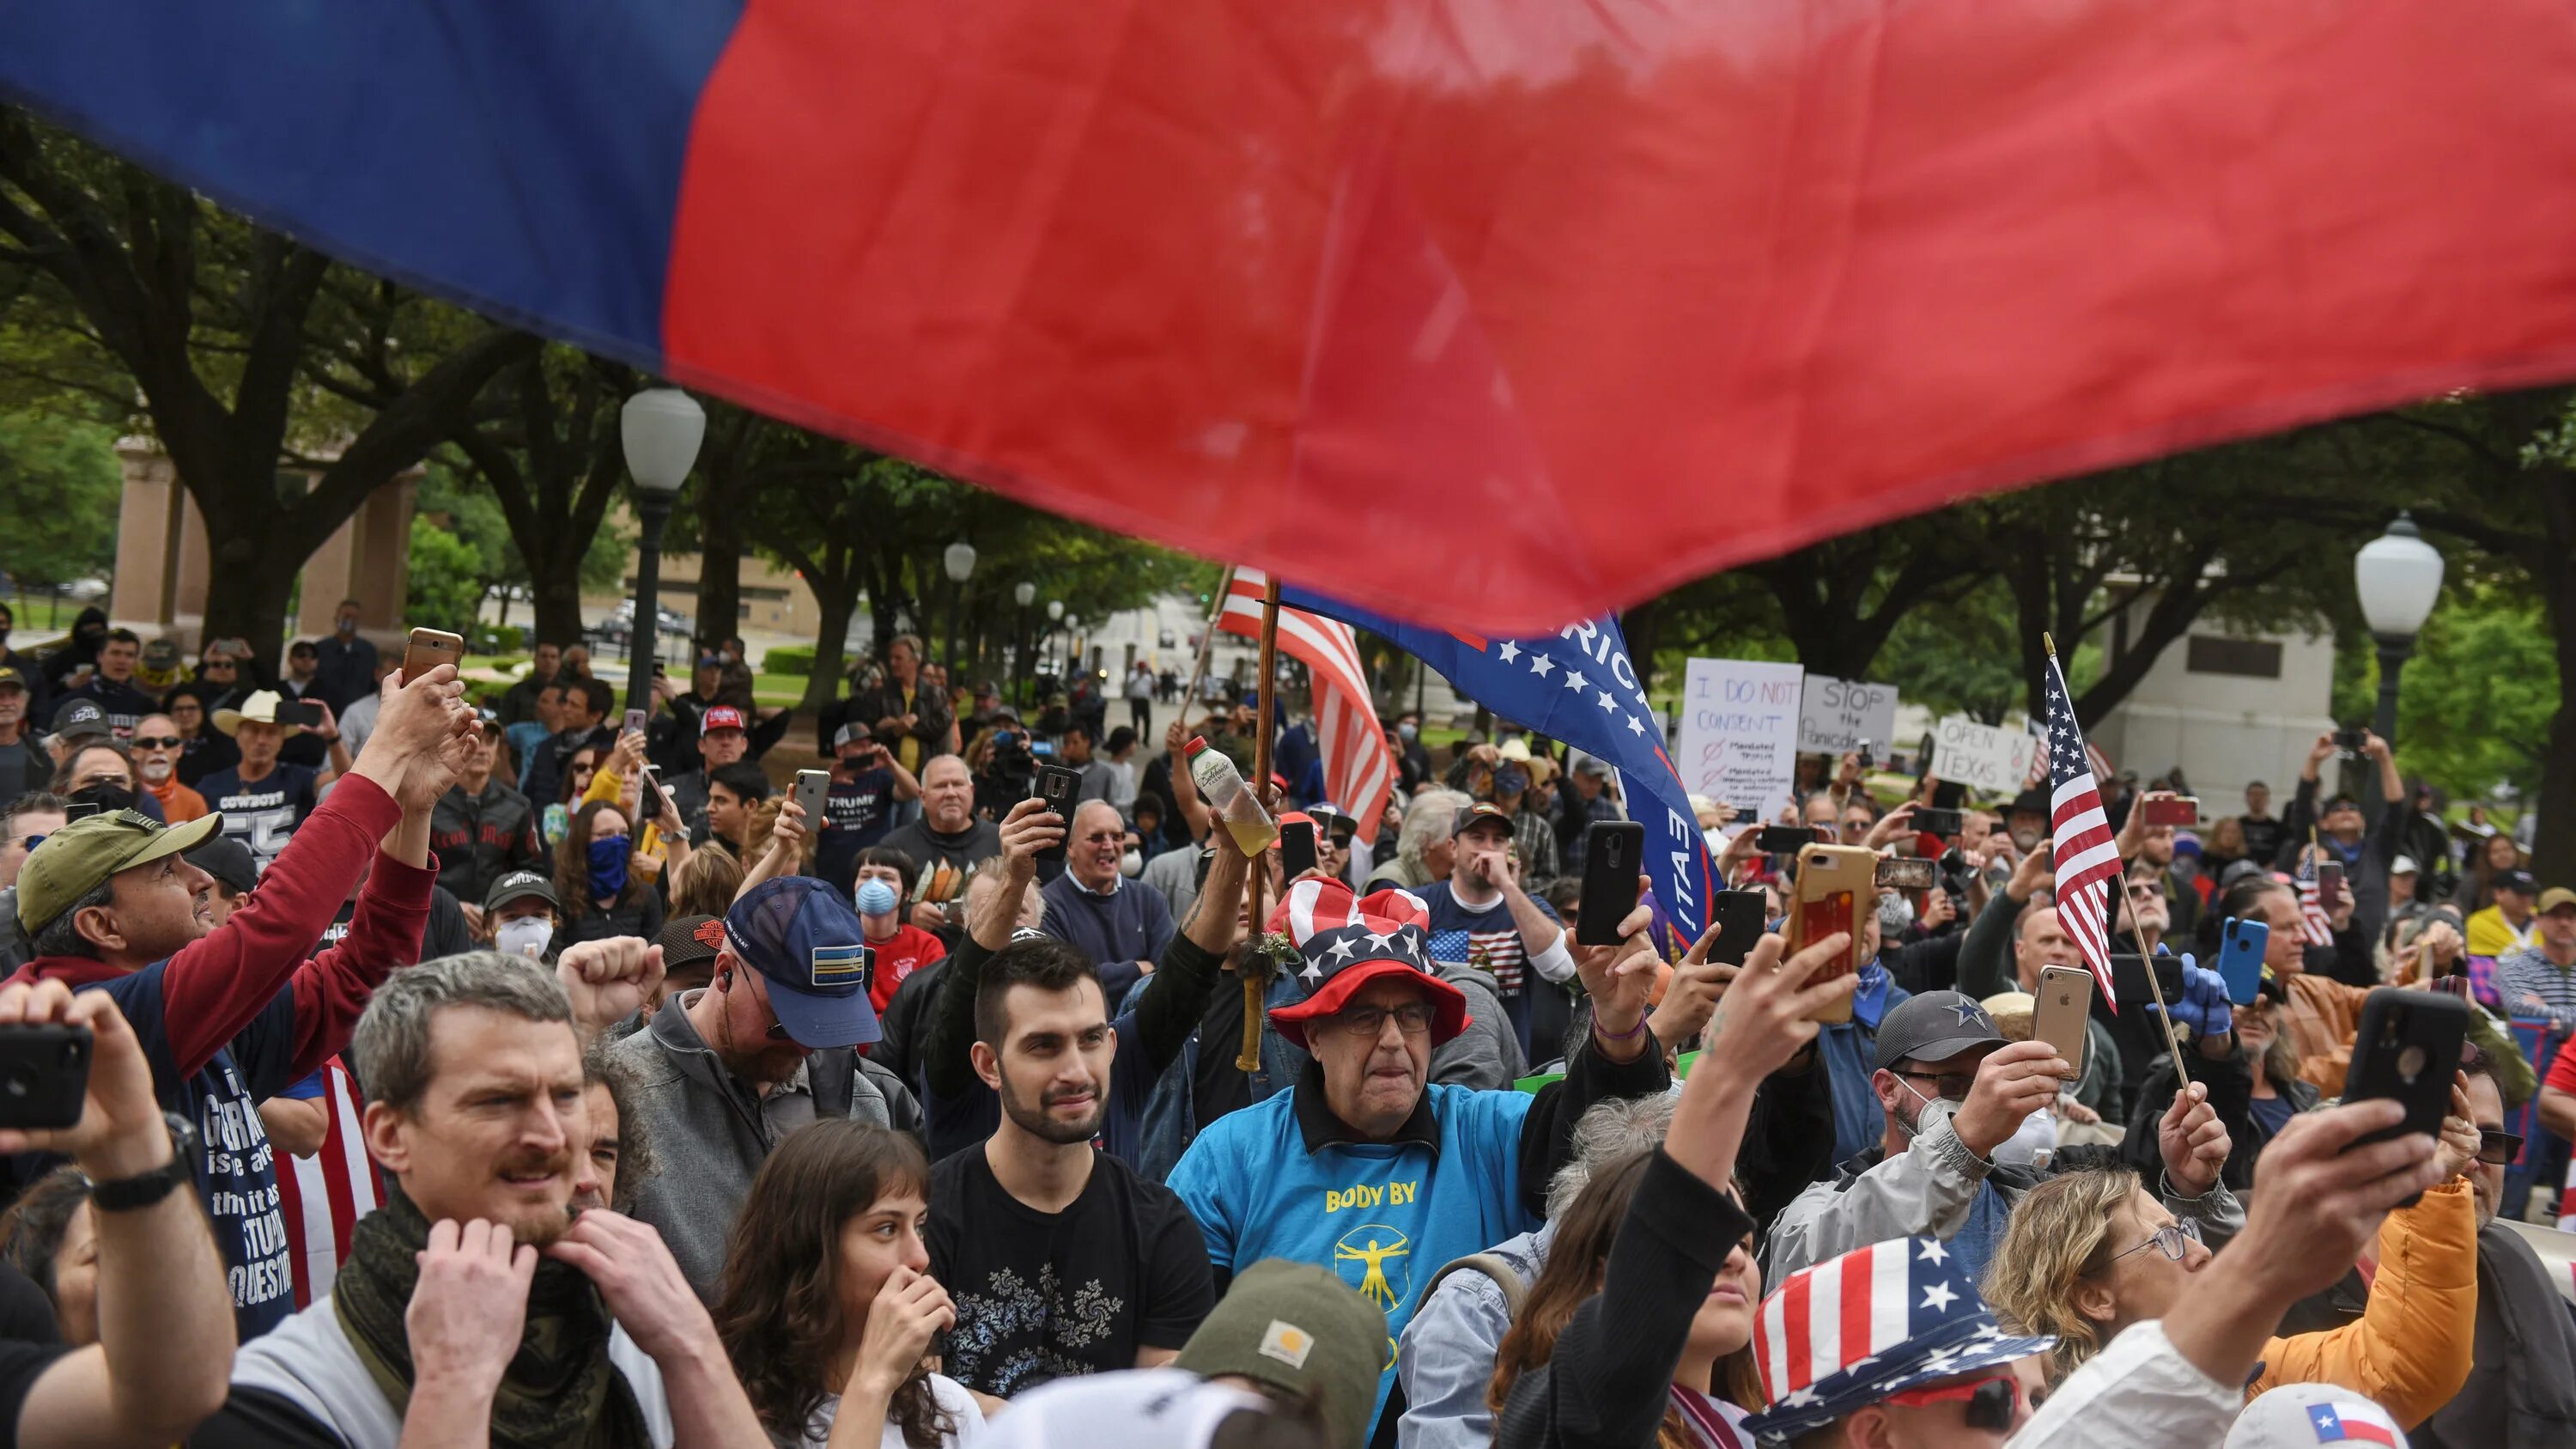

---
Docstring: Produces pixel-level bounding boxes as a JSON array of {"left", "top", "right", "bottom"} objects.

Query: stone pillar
[
  {"left": 108, "top": 440, "right": 183, "bottom": 629},
  {"left": 295, "top": 466, "right": 422, "bottom": 643}
]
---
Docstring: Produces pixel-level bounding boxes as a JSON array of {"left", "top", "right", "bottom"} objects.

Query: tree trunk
[
  {"left": 197, "top": 523, "right": 302, "bottom": 665},
  {"left": 529, "top": 570, "right": 586, "bottom": 654},
  {"left": 696, "top": 490, "right": 744, "bottom": 646},
  {"left": 804, "top": 574, "right": 862, "bottom": 711},
  {"left": 1619, "top": 597, "right": 1666, "bottom": 696}
]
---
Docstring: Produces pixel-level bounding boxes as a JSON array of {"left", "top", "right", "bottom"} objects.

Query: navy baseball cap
[{"left": 724, "top": 877, "right": 882, "bottom": 1048}]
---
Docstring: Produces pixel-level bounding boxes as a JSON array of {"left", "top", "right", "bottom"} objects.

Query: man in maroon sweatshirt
[{"left": 7, "top": 663, "right": 474, "bottom": 1339}]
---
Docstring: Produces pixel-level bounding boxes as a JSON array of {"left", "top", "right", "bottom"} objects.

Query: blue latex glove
[{"left": 2142, "top": 953, "right": 2232, "bottom": 1039}]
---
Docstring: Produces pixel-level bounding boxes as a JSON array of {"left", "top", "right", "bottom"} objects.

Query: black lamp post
[
  {"left": 1013, "top": 581, "right": 1037, "bottom": 703},
  {"left": 617, "top": 387, "right": 704, "bottom": 719},
  {"left": 943, "top": 540, "right": 977, "bottom": 678}
]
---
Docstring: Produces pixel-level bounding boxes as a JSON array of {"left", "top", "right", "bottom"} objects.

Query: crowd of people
[{"left": 0, "top": 602, "right": 2567, "bottom": 1449}]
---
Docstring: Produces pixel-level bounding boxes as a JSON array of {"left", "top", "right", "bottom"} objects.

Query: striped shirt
[{"left": 2496, "top": 946, "right": 2576, "bottom": 1036}]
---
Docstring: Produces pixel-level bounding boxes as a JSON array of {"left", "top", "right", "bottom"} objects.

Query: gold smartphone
[
  {"left": 402, "top": 627, "right": 466, "bottom": 684},
  {"left": 1787, "top": 843, "right": 1877, "bottom": 1023},
  {"left": 2032, "top": 965, "right": 2093, "bottom": 1077}
]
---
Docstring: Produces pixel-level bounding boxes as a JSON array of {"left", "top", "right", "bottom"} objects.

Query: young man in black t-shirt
[{"left": 927, "top": 931, "right": 1216, "bottom": 1398}]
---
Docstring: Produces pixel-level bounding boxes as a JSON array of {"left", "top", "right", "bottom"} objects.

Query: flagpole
[
  {"left": 1176, "top": 566, "right": 1235, "bottom": 729},
  {"left": 2044, "top": 633, "right": 2190, "bottom": 1088},
  {"left": 1239, "top": 573, "right": 1285, "bottom": 1072}
]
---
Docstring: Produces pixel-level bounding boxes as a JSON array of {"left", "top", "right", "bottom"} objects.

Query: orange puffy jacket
[{"left": 2251, "top": 1178, "right": 2478, "bottom": 1428}]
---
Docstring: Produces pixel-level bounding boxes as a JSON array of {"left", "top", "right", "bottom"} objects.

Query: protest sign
[
  {"left": 1934, "top": 715, "right": 2039, "bottom": 794},
  {"left": 1798, "top": 676, "right": 1899, "bottom": 756},
  {"left": 1677, "top": 658, "right": 1804, "bottom": 820}
]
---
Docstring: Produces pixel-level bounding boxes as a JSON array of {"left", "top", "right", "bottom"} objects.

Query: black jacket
[
  {"left": 845, "top": 677, "right": 954, "bottom": 763},
  {"left": 429, "top": 779, "right": 545, "bottom": 905}
]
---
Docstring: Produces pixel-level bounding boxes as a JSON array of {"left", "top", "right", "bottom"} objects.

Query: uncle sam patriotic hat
[
  {"left": 1263, "top": 879, "right": 1468, "bottom": 1050},
  {"left": 1741, "top": 1237, "right": 2054, "bottom": 1440}
]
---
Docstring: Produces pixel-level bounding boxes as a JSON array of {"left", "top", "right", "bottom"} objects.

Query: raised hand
[
  {"left": 2159, "top": 1081, "right": 2233, "bottom": 1197},
  {"left": 1574, "top": 876, "right": 1659, "bottom": 1057},
  {"left": 407, "top": 1218, "right": 537, "bottom": 1401},
  {"left": 1647, "top": 919, "right": 1739, "bottom": 1048},
  {"left": 993, "top": 796, "right": 1063, "bottom": 885},
  {"left": 848, "top": 1265, "right": 957, "bottom": 1399},
  {"left": 2233, "top": 1102, "right": 2445, "bottom": 1302},
  {"left": 1951, "top": 1040, "right": 2074, "bottom": 1158},
  {"left": 0, "top": 978, "right": 168, "bottom": 1181},
  {"left": 557, "top": 938, "right": 666, "bottom": 1044},
  {"left": 544, "top": 1209, "right": 716, "bottom": 1361},
  {"left": 1706, "top": 929, "right": 1858, "bottom": 1084},
  {"left": 2431, "top": 1073, "right": 2479, "bottom": 1183}
]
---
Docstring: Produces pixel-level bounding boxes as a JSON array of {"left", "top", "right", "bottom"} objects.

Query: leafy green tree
[
  {"left": 2385, "top": 589, "right": 2558, "bottom": 805},
  {"left": 405, "top": 523, "right": 487, "bottom": 630},
  {"left": 0, "top": 406, "right": 118, "bottom": 586}
]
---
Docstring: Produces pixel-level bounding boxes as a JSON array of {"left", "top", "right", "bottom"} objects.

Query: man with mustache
[{"left": 215, "top": 952, "right": 762, "bottom": 1448}]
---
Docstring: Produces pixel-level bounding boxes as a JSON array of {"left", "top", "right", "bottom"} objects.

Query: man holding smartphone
[{"left": 814, "top": 722, "right": 920, "bottom": 891}]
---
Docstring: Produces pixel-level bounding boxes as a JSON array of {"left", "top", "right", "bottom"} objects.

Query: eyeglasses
[
  {"left": 1336, "top": 1002, "right": 1434, "bottom": 1037},
  {"left": 1896, "top": 1069, "right": 1978, "bottom": 1102},
  {"left": 130, "top": 735, "right": 183, "bottom": 750},
  {"left": 2108, "top": 1218, "right": 2201, "bottom": 1266},
  {"left": 1886, "top": 1373, "right": 2023, "bottom": 1432},
  {"left": 2477, "top": 1129, "right": 2523, "bottom": 1166}
]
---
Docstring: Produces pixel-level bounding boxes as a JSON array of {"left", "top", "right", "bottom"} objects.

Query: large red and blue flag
[
  {"left": 1265, "top": 581, "right": 1715, "bottom": 953},
  {"left": 9, "top": 4, "right": 2576, "bottom": 634}
]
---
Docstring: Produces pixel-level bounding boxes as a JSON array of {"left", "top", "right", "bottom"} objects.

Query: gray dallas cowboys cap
[{"left": 1872, "top": 990, "right": 2008, "bottom": 1072}]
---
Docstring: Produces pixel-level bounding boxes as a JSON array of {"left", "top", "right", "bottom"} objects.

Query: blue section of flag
[{"left": 1274, "top": 586, "right": 1715, "bottom": 950}]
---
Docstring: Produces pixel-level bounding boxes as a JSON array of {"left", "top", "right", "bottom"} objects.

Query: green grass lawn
[{"left": 465, "top": 654, "right": 811, "bottom": 711}]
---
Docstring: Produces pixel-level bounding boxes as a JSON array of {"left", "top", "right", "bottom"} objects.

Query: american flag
[
  {"left": 2041, "top": 649, "right": 2123, "bottom": 1011},
  {"left": 2294, "top": 839, "right": 2336, "bottom": 946},
  {"left": 1218, "top": 571, "right": 1395, "bottom": 841}
]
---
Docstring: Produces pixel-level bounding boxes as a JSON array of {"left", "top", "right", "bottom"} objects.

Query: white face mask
[
  {"left": 1120, "top": 849, "right": 1144, "bottom": 878},
  {"left": 495, "top": 916, "right": 554, "bottom": 960},
  {"left": 1990, "top": 1107, "right": 2058, "bottom": 1170}
]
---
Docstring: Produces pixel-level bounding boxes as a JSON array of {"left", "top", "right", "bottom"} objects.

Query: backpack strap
[{"left": 1419, "top": 1251, "right": 1528, "bottom": 1318}]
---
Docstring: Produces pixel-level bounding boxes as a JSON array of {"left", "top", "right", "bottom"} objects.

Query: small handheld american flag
[
  {"left": 2295, "top": 829, "right": 2336, "bottom": 947},
  {"left": 2040, "top": 641, "right": 2123, "bottom": 1014}
]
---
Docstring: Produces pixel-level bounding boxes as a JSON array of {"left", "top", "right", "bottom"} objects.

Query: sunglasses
[
  {"left": 1896, "top": 1068, "right": 1978, "bottom": 1102},
  {"left": 1336, "top": 1002, "right": 1434, "bottom": 1038},
  {"left": 130, "top": 735, "right": 183, "bottom": 750},
  {"left": 2478, "top": 1129, "right": 2523, "bottom": 1166},
  {"left": 1886, "top": 1372, "right": 2023, "bottom": 1432}
]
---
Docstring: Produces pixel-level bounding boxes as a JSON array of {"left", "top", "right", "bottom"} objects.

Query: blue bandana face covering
[{"left": 587, "top": 834, "right": 630, "bottom": 900}]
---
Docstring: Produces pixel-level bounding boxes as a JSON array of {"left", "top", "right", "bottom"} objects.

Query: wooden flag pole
[
  {"left": 1237, "top": 574, "right": 1285, "bottom": 1072},
  {"left": 1176, "top": 566, "right": 1235, "bottom": 731},
  {"left": 2044, "top": 633, "right": 2190, "bottom": 1088}
]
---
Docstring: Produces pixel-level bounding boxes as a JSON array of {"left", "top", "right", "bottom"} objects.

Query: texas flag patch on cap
[{"left": 2306, "top": 1403, "right": 2399, "bottom": 1446}]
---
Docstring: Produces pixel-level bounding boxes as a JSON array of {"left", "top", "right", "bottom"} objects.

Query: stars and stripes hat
[
  {"left": 1742, "top": 1237, "right": 2054, "bottom": 1440},
  {"left": 1262, "top": 879, "right": 1468, "bottom": 1050},
  {"left": 2224, "top": 1384, "right": 2408, "bottom": 1448}
]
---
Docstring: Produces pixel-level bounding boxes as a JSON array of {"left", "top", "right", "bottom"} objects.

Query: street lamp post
[
  {"left": 618, "top": 387, "right": 706, "bottom": 719},
  {"left": 1045, "top": 600, "right": 1065, "bottom": 691},
  {"left": 1013, "top": 581, "right": 1037, "bottom": 703},
  {"left": 2352, "top": 511, "right": 2445, "bottom": 813},
  {"left": 943, "top": 540, "right": 977, "bottom": 679}
]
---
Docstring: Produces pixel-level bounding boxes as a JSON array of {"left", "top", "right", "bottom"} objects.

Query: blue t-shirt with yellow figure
[{"left": 1164, "top": 1074, "right": 1538, "bottom": 1427}]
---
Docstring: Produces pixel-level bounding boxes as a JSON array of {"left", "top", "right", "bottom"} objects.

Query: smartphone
[
  {"left": 1875, "top": 855, "right": 1936, "bottom": 891},
  {"left": 1787, "top": 843, "right": 1876, "bottom": 1021},
  {"left": 1856, "top": 739, "right": 1875, "bottom": 769},
  {"left": 623, "top": 708, "right": 647, "bottom": 739},
  {"left": 2032, "top": 965, "right": 2093, "bottom": 1078},
  {"left": 1728, "top": 807, "right": 1760, "bottom": 826},
  {"left": 272, "top": 698, "right": 326, "bottom": 729},
  {"left": 1281, "top": 819, "right": 1318, "bottom": 880},
  {"left": 2108, "top": 953, "right": 2186, "bottom": 1005},
  {"left": 638, "top": 764, "right": 663, "bottom": 824},
  {"left": 0, "top": 1024, "right": 93, "bottom": 1130},
  {"left": 1709, "top": 889, "right": 1769, "bottom": 967},
  {"left": 2331, "top": 728, "right": 2367, "bottom": 752},
  {"left": 1576, "top": 821, "right": 1646, "bottom": 947},
  {"left": 1758, "top": 825, "right": 1819, "bottom": 855},
  {"left": 2341, "top": 989, "right": 2469, "bottom": 1204},
  {"left": 2214, "top": 916, "right": 2269, "bottom": 1005},
  {"left": 1913, "top": 807, "right": 1964, "bottom": 837},
  {"left": 791, "top": 770, "right": 830, "bottom": 830},
  {"left": 2317, "top": 858, "right": 2347, "bottom": 912},
  {"left": 402, "top": 627, "right": 466, "bottom": 685},
  {"left": 2141, "top": 795, "right": 2201, "bottom": 828},
  {"left": 1031, "top": 764, "right": 1082, "bottom": 863}
]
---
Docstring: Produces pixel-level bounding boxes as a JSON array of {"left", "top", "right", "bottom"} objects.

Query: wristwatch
[{"left": 89, "top": 1111, "right": 198, "bottom": 1213}]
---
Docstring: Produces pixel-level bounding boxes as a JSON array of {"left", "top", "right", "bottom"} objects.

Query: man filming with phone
[
  {"left": 814, "top": 721, "right": 920, "bottom": 892},
  {"left": 6, "top": 662, "right": 474, "bottom": 1339},
  {"left": 1419, "top": 803, "right": 1574, "bottom": 1063}
]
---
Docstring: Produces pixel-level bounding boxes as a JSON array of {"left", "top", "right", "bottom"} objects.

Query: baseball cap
[
  {"left": 2540, "top": 886, "right": 2576, "bottom": 916},
  {"left": 16, "top": 808, "right": 224, "bottom": 936},
  {"left": 1450, "top": 801, "right": 1516, "bottom": 840},
  {"left": 724, "top": 877, "right": 882, "bottom": 1048},
  {"left": 1264, "top": 880, "right": 1467, "bottom": 1050},
  {"left": 976, "top": 1371, "right": 1267, "bottom": 1449},
  {"left": 182, "top": 836, "right": 260, "bottom": 897},
  {"left": 2322, "top": 792, "right": 2361, "bottom": 813},
  {"left": 0, "top": 667, "right": 27, "bottom": 693},
  {"left": 1571, "top": 753, "right": 1612, "bottom": 778},
  {"left": 483, "top": 870, "right": 560, "bottom": 914},
  {"left": 1304, "top": 804, "right": 1358, "bottom": 844},
  {"left": 1872, "top": 990, "right": 2008, "bottom": 1072},
  {"left": 1743, "top": 1238, "right": 2053, "bottom": 1440},
  {"left": 658, "top": 913, "right": 726, "bottom": 972},
  {"left": 2225, "top": 1384, "right": 2409, "bottom": 1449},
  {"left": 695, "top": 651, "right": 726, "bottom": 670},
  {"left": 2496, "top": 868, "right": 2540, "bottom": 897},
  {"left": 49, "top": 697, "right": 111, "bottom": 744},
  {"left": 212, "top": 690, "right": 289, "bottom": 735},
  {"left": 701, "top": 704, "right": 747, "bottom": 734},
  {"left": 832, "top": 721, "right": 875, "bottom": 749},
  {"left": 1174, "top": 1261, "right": 1386, "bottom": 1449},
  {"left": 2391, "top": 855, "right": 2419, "bottom": 876}
]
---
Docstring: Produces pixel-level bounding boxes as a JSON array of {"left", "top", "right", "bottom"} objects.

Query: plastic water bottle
[{"left": 1186, "top": 737, "right": 1278, "bottom": 855}]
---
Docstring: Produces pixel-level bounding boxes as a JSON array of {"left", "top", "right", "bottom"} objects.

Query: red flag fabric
[{"left": 1217, "top": 571, "right": 1397, "bottom": 842}]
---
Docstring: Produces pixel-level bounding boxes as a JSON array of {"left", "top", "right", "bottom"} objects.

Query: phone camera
[{"left": 2396, "top": 1044, "right": 2427, "bottom": 1081}]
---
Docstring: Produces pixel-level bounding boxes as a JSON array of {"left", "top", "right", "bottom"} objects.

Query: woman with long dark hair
[
  {"left": 554, "top": 798, "right": 665, "bottom": 947},
  {"left": 714, "top": 1120, "right": 979, "bottom": 1449}
]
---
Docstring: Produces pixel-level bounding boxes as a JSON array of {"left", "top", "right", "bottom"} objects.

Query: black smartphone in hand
[
  {"left": 1757, "top": 825, "right": 1818, "bottom": 855},
  {"left": 2342, "top": 989, "right": 2469, "bottom": 1207},
  {"left": 1708, "top": 889, "right": 1768, "bottom": 967},
  {"left": 1031, "top": 764, "right": 1082, "bottom": 863},
  {"left": 0, "top": 1025, "right": 91, "bottom": 1130},
  {"left": 1576, "top": 821, "right": 1645, "bottom": 947},
  {"left": 1281, "top": 819, "right": 1317, "bottom": 880}
]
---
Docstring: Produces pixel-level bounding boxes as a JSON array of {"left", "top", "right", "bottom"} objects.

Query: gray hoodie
[
  {"left": 1429, "top": 959, "right": 1528, "bottom": 1091},
  {"left": 605, "top": 989, "right": 918, "bottom": 1297}
]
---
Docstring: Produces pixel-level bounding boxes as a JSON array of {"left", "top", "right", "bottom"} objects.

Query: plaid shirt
[{"left": 1511, "top": 807, "right": 1561, "bottom": 892}]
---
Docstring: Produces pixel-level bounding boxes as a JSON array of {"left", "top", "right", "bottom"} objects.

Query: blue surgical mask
[
  {"left": 855, "top": 879, "right": 900, "bottom": 917},
  {"left": 1396, "top": 722, "right": 1418, "bottom": 742},
  {"left": 586, "top": 834, "right": 630, "bottom": 900}
]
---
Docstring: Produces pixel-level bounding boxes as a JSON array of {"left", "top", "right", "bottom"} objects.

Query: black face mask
[{"left": 70, "top": 782, "right": 138, "bottom": 815}]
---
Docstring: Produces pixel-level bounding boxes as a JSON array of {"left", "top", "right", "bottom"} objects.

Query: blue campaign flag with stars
[{"left": 1272, "top": 583, "right": 1716, "bottom": 951}]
